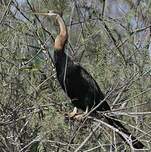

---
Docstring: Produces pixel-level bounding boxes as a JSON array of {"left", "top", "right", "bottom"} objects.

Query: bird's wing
[{"left": 75, "top": 63, "right": 104, "bottom": 98}]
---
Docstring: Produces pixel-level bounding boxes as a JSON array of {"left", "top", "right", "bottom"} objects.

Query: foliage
[{"left": 0, "top": 0, "right": 151, "bottom": 151}]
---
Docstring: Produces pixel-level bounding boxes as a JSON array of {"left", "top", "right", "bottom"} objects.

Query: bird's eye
[{"left": 48, "top": 10, "right": 54, "bottom": 13}]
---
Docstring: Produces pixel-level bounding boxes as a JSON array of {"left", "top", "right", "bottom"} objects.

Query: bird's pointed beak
[
  {"left": 32, "top": 12, "right": 49, "bottom": 16},
  {"left": 33, "top": 11, "right": 57, "bottom": 17}
]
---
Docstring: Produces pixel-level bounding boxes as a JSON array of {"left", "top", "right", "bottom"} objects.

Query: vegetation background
[{"left": 0, "top": 0, "right": 151, "bottom": 151}]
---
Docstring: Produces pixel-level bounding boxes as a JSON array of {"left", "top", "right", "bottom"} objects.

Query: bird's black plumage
[
  {"left": 54, "top": 50, "right": 144, "bottom": 149},
  {"left": 42, "top": 11, "right": 144, "bottom": 149},
  {"left": 54, "top": 50, "right": 110, "bottom": 112}
]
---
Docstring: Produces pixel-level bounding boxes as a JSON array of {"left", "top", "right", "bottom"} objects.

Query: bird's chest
[
  {"left": 57, "top": 68, "right": 79, "bottom": 88},
  {"left": 57, "top": 68, "right": 85, "bottom": 98}
]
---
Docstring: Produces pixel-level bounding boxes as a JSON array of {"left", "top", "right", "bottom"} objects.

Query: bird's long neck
[{"left": 54, "top": 15, "right": 68, "bottom": 51}]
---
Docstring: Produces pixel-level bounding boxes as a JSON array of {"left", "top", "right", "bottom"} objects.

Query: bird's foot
[
  {"left": 74, "top": 113, "right": 87, "bottom": 121},
  {"left": 64, "top": 107, "right": 88, "bottom": 122},
  {"left": 68, "top": 111, "right": 78, "bottom": 118},
  {"left": 64, "top": 112, "right": 84, "bottom": 121},
  {"left": 64, "top": 110, "right": 78, "bottom": 120}
]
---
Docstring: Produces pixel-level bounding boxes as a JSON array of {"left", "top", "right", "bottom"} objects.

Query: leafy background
[{"left": 0, "top": 0, "right": 151, "bottom": 151}]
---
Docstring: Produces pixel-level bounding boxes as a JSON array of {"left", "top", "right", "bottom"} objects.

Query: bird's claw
[
  {"left": 68, "top": 111, "right": 77, "bottom": 118},
  {"left": 64, "top": 112, "right": 85, "bottom": 121},
  {"left": 74, "top": 113, "right": 85, "bottom": 121},
  {"left": 64, "top": 111, "right": 78, "bottom": 120}
]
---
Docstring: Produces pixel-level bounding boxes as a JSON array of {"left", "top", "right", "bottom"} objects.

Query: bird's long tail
[{"left": 105, "top": 116, "right": 144, "bottom": 149}]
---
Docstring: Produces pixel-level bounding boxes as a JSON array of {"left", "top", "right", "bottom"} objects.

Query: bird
[{"left": 34, "top": 10, "right": 144, "bottom": 149}]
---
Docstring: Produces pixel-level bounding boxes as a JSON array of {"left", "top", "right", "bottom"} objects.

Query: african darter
[{"left": 34, "top": 10, "right": 144, "bottom": 149}]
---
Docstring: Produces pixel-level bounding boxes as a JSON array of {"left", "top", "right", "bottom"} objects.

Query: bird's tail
[{"left": 105, "top": 116, "right": 144, "bottom": 149}]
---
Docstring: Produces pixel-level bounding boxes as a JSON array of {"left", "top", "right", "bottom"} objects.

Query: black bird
[{"left": 34, "top": 10, "right": 144, "bottom": 149}]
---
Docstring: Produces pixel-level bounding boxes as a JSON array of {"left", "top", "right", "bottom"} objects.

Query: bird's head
[
  {"left": 33, "top": 10, "right": 62, "bottom": 18},
  {"left": 33, "top": 10, "right": 67, "bottom": 49}
]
